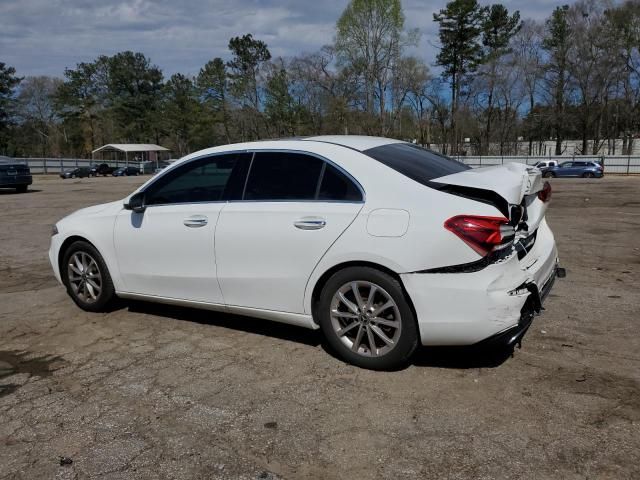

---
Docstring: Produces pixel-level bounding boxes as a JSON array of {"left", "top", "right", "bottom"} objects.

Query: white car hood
[{"left": 66, "top": 200, "right": 123, "bottom": 218}]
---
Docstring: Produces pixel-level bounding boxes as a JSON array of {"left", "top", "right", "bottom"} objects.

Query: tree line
[{"left": 0, "top": 0, "right": 639, "bottom": 159}]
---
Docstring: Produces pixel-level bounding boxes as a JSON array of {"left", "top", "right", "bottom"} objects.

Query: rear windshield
[{"left": 363, "top": 143, "right": 470, "bottom": 185}]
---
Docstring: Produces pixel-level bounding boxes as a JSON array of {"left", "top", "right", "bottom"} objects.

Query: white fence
[
  {"left": 11, "top": 158, "right": 166, "bottom": 174},
  {"left": 455, "top": 155, "right": 640, "bottom": 174},
  {"left": 9, "top": 155, "right": 640, "bottom": 175}
]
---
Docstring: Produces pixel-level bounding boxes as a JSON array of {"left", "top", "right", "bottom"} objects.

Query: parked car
[
  {"left": 543, "top": 160, "right": 603, "bottom": 178},
  {"left": 49, "top": 136, "right": 563, "bottom": 370},
  {"left": 534, "top": 160, "right": 558, "bottom": 172},
  {"left": 112, "top": 166, "right": 140, "bottom": 177},
  {"left": 0, "top": 156, "right": 32, "bottom": 193},
  {"left": 60, "top": 167, "right": 92, "bottom": 179},
  {"left": 90, "top": 163, "right": 115, "bottom": 176}
]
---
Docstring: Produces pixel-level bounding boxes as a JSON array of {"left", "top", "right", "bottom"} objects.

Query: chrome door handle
[
  {"left": 294, "top": 217, "right": 326, "bottom": 230},
  {"left": 183, "top": 215, "right": 208, "bottom": 228}
]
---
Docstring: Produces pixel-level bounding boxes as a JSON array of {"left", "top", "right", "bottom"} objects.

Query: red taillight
[
  {"left": 538, "top": 181, "right": 552, "bottom": 203},
  {"left": 444, "top": 215, "right": 511, "bottom": 256}
]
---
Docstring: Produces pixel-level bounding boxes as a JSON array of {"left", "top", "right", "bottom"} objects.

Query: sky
[{"left": 1, "top": 0, "right": 569, "bottom": 79}]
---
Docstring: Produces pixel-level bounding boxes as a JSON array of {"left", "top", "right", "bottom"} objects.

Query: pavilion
[{"left": 91, "top": 144, "right": 171, "bottom": 167}]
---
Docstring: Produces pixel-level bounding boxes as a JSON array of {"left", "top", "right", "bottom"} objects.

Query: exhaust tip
[{"left": 556, "top": 267, "right": 567, "bottom": 278}]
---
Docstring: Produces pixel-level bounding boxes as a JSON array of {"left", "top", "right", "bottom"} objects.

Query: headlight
[{"left": 52, "top": 224, "right": 59, "bottom": 236}]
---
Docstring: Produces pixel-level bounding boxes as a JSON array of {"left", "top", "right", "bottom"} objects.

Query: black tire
[
  {"left": 317, "top": 267, "right": 418, "bottom": 370},
  {"left": 61, "top": 240, "right": 116, "bottom": 312},
  {"left": 583, "top": 172, "right": 594, "bottom": 178},
  {"left": 543, "top": 171, "right": 555, "bottom": 178},
  {"left": 15, "top": 185, "right": 27, "bottom": 193},
  {"left": 71, "top": 174, "right": 76, "bottom": 179}
]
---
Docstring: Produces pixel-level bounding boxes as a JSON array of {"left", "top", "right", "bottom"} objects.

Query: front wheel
[
  {"left": 543, "top": 171, "right": 555, "bottom": 178},
  {"left": 318, "top": 267, "right": 418, "bottom": 370},
  {"left": 62, "top": 240, "right": 116, "bottom": 312}
]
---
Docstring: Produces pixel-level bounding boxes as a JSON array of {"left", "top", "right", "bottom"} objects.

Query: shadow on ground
[
  {"left": 0, "top": 350, "right": 64, "bottom": 398},
  {"left": 125, "top": 300, "right": 513, "bottom": 370},
  {"left": 126, "top": 300, "right": 322, "bottom": 347}
]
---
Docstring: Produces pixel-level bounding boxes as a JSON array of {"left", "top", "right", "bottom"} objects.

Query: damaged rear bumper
[
  {"left": 401, "top": 219, "right": 561, "bottom": 347},
  {"left": 476, "top": 265, "right": 565, "bottom": 349}
]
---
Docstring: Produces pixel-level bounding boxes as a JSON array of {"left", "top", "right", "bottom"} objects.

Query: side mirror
[{"left": 124, "top": 192, "right": 146, "bottom": 213}]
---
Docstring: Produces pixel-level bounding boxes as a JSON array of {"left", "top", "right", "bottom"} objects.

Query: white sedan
[{"left": 49, "top": 136, "right": 562, "bottom": 369}]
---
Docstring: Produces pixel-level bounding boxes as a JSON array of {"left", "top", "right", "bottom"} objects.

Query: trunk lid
[{"left": 432, "top": 162, "right": 544, "bottom": 205}]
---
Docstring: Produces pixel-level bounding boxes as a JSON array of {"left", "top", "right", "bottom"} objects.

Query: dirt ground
[{"left": 1, "top": 175, "right": 639, "bottom": 480}]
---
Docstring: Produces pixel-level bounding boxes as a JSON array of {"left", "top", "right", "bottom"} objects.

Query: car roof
[{"left": 301, "top": 135, "right": 405, "bottom": 151}]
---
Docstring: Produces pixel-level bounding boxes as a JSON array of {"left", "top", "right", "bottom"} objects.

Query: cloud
[{"left": 0, "top": 0, "right": 569, "bottom": 79}]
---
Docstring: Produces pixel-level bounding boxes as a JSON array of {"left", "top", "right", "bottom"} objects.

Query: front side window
[
  {"left": 363, "top": 143, "right": 470, "bottom": 186},
  {"left": 145, "top": 153, "right": 251, "bottom": 205}
]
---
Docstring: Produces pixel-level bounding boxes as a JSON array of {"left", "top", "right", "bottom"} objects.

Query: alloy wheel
[
  {"left": 329, "top": 281, "right": 402, "bottom": 357},
  {"left": 67, "top": 251, "right": 103, "bottom": 304}
]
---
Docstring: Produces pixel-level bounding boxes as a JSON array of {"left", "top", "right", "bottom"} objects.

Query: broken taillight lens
[
  {"left": 538, "top": 181, "right": 552, "bottom": 202},
  {"left": 444, "top": 215, "right": 513, "bottom": 256}
]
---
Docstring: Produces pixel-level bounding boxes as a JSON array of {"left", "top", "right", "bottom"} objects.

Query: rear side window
[
  {"left": 243, "top": 152, "right": 363, "bottom": 202},
  {"left": 244, "top": 152, "right": 323, "bottom": 200},
  {"left": 145, "top": 153, "right": 251, "bottom": 205},
  {"left": 318, "top": 164, "right": 362, "bottom": 201},
  {"left": 363, "top": 143, "right": 469, "bottom": 185}
]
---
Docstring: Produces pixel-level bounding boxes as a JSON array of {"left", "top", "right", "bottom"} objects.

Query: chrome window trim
[{"left": 138, "top": 148, "right": 366, "bottom": 208}]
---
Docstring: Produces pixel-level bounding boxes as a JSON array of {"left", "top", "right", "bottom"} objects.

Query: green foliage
[
  {"left": 482, "top": 4, "right": 521, "bottom": 57},
  {"left": 106, "top": 51, "right": 164, "bottom": 142},
  {"left": 433, "top": 0, "right": 485, "bottom": 87},
  {"left": 0, "top": 62, "right": 22, "bottom": 153},
  {"left": 265, "top": 66, "right": 296, "bottom": 136},
  {"left": 227, "top": 34, "right": 271, "bottom": 110},
  {"left": 543, "top": 5, "right": 571, "bottom": 60}
]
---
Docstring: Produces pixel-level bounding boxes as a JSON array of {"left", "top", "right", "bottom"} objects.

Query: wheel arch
[
  {"left": 309, "top": 260, "right": 418, "bottom": 326},
  {"left": 57, "top": 235, "right": 100, "bottom": 278}
]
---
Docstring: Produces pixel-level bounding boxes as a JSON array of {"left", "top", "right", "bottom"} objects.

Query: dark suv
[
  {"left": 0, "top": 157, "right": 32, "bottom": 193},
  {"left": 90, "top": 163, "right": 115, "bottom": 176}
]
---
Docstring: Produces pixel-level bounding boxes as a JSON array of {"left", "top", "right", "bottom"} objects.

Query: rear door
[
  {"left": 215, "top": 151, "right": 363, "bottom": 313},
  {"left": 558, "top": 161, "right": 577, "bottom": 177}
]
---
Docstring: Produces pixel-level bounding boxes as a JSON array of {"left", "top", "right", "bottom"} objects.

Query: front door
[
  {"left": 113, "top": 152, "right": 251, "bottom": 303},
  {"left": 215, "top": 151, "right": 364, "bottom": 313}
]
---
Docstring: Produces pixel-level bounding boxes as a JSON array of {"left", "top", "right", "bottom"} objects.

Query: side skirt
[{"left": 116, "top": 291, "right": 319, "bottom": 330}]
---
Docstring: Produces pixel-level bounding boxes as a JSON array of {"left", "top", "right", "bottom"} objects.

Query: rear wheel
[
  {"left": 583, "top": 172, "right": 595, "bottom": 178},
  {"left": 15, "top": 185, "right": 27, "bottom": 193},
  {"left": 318, "top": 267, "right": 418, "bottom": 370},
  {"left": 62, "top": 240, "right": 115, "bottom": 312},
  {"left": 543, "top": 171, "right": 555, "bottom": 178}
]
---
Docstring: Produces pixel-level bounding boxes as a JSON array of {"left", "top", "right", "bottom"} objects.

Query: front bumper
[
  {"left": 401, "top": 219, "right": 560, "bottom": 346},
  {"left": 49, "top": 233, "right": 63, "bottom": 284}
]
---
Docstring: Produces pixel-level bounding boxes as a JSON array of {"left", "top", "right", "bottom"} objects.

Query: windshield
[{"left": 363, "top": 143, "right": 470, "bottom": 186}]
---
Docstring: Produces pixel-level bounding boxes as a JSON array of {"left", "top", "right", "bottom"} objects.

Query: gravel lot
[{"left": 1, "top": 175, "right": 639, "bottom": 479}]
